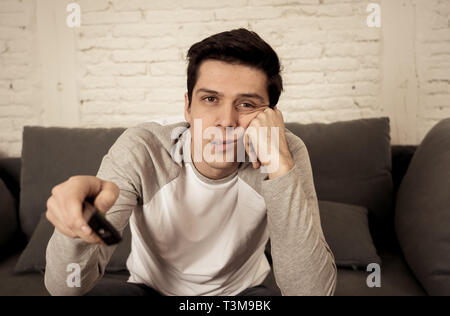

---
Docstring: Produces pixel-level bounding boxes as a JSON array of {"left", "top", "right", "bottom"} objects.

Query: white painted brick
[
  {"left": 0, "top": 65, "right": 28, "bottom": 79},
  {"left": 78, "top": 37, "right": 147, "bottom": 50},
  {"left": 81, "top": 76, "right": 116, "bottom": 89},
  {"left": 1, "top": 52, "right": 30, "bottom": 65},
  {"left": 0, "top": 13, "right": 29, "bottom": 27},
  {"left": 80, "top": 89, "right": 147, "bottom": 102},
  {"left": 11, "top": 79, "right": 29, "bottom": 91},
  {"left": 81, "top": 101, "right": 118, "bottom": 114},
  {"left": 360, "top": 55, "right": 379, "bottom": 68},
  {"left": 79, "top": 25, "right": 111, "bottom": 38},
  {"left": 180, "top": 0, "right": 248, "bottom": 9},
  {"left": 249, "top": 0, "right": 319, "bottom": 6},
  {"left": 280, "top": 30, "right": 328, "bottom": 45},
  {"left": 78, "top": 0, "right": 110, "bottom": 12},
  {"left": 326, "top": 69, "right": 380, "bottom": 84},
  {"left": 112, "top": 0, "right": 180, "bottom": 11},
  {"left": 283, "top": 72, "right": 325, "bottom": 84},
  {"left": 426, "top": 95, "right": 450, "bottom": 108},
  {"left": 423, "top": 81, "right": 450, "bottom": 95},
  {"left": 82, "top": 11, "right": 142, "bottom": 25},
  {"left": 289, "top": 57, "right": 360, "bottom": 72},
  {"left": 112, "top": 49, "right": 180, "bottom": 63},
  {"left": 148, "top": 61, "right": 185, "bottom": 76},
  {"left": 113, "top": 24, "right": 179, "bottom": 38},
  {"left": 146, "top": 87, "right": 186, "bottom": 102},
  {"left": 325, "top": 42, "right": 380, "bottom": 57},
  {"left": 85, "top": 63, "right": 147, "bottom": 76},
  {"left": 430, "top": 13, "right": 448, "bottom": 29},
  {"left": 0, "top": 105, "right": 33, "bottom": 116},
  {"left": 277, "top": 44, "right": 323, "bottom": 59},
  {"left": 79, "top": 49, "right": 112, "bottom": 64},
  {"left": 6, "top": 38, "right": 30, "bottom": 52},
  {"left": 0, "top": 26, "right": 27, "bottom": 39},
  {"left": 421, "top": 107, "right": 450, "bottom": 119},
  {"left": 318, "top": 16, "right": 366, "bottom": 30},
  {"left": 0, "top": 131, "right": 21, "bottom": 143},
  {"left": 0, "top": 81, "right": 10, "bottom": 90},
  {"left": 251, "top": 17, "right": 320, "bottom": 36},
  {"left": 144, "top": 9, "right": 214, "bottom": 23},
  {"left": 215, "top": 7, "right": 282, "bottom": 21},
  {"left": 427, "top": 68, "right": 450, "bottom": 81},
  {"left": 317, "top": 4, "right": 354, "bottom": 17},
  {"left": 0, "top": 90, "right": 12, "bottom": 105},
  {"left": 116, "top": 75, "right": 184, "bottom": 88},
  {"left": 0, "top": 1, "right": 25, "bottom": 13}
]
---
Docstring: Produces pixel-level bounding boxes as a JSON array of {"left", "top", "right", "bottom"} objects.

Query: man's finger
[
  {"left": 245, "top": 133, "right": 260, "bottom": 169},
  {"left": 93, "top": 181, "right": 119, "bottom": 214}
]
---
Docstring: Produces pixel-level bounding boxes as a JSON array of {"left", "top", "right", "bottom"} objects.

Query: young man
[{"left": 44, "top": 28, "right": 337, "bottom": 296}]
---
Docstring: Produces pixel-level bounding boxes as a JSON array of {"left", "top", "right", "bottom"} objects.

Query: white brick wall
[
  {"left": 415, "top": 0, "right": 450, "bottom": 142},
  {"left": 0, "top": 0, "right": 39, "bottom": 157},
  {"left": 0, "top": 0, "right": 449, "bottom": 157}
]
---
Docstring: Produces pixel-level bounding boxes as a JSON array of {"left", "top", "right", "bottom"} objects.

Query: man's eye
[
  {"left": 204, "top": 96, "right": 217, "bottom": 103},
  {"left": 238, "top": 103, "right": 255, "bottom": 108}
]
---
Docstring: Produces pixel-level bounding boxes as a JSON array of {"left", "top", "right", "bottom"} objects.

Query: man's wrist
[{"left": 267, "top": 156, "right": 295, "bottom": 180}]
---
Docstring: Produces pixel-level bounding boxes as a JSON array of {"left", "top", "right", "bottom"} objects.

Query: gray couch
[{"left": 1, "top": 117, "right": 449, "bottom": 296}]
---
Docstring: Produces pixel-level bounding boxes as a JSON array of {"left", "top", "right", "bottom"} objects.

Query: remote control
[{"left": 82, "top": 200, "right": 122, "bottom": 245}]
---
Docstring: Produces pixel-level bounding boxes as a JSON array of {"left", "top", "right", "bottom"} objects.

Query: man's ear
[{"left": 184, "top": 92, "right": 191, "bottom": 123}]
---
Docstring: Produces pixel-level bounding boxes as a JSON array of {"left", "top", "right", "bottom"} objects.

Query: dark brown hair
[{"left": 186, "top": 28, "right": 283, "bottom": 108}]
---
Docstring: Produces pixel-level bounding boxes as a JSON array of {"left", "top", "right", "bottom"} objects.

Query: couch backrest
[
  {"left": 16, "top": 118, "right": 393, "bottom": 244},
  {"left": 285, "top": 117, "right": 393, "bottom": 245},
  {"left": 19, "top": 126, "right": 126, "bottom": 240}
]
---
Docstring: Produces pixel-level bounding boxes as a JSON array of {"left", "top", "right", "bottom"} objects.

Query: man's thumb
[{"left": 93, "top": 181, "right": 119, "bottom": 214}]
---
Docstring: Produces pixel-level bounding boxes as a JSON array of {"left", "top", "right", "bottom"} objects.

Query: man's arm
[
  {"left": 44, "top": 129, "right": 142, "bottom": 296},
  {"left": 261, "top": 130, "right": 337, "bottom": 296}
]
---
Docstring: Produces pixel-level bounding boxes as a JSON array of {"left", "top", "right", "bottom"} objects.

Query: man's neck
[
  {"left": 189, "top": 140, "right": 239, "bottom": 180},
  {"left": 192, "top": 161, "right": 239, "bottom": 180}
]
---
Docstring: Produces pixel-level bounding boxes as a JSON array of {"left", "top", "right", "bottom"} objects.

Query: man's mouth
[
  {"left": 210, "top": 139, "right": 237, "bottom": 145},
  {"left": 210, "top": 138, "right": 240, "bottom": 153}
]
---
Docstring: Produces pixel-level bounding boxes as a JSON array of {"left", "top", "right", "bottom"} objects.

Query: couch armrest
[
  {"left": 0, "top": 158, "right": 27, "bottom": 258},
  {"left": 391, "top": 146, "right": 417, "bottom": 197},
  {"left": 0, "top": 157, "right": 21, "bottom": 207}
]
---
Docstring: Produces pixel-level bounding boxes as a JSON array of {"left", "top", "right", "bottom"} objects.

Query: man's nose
[{"left": 217, "top": 104, "right": 239, "bottom": 128}]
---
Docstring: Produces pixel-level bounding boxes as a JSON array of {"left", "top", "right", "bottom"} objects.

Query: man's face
[{"left": 184, "top": 60, "right": 270, "bottom": 175}]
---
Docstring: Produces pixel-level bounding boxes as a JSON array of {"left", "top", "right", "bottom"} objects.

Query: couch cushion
[
  {"left": 0, "top": 251, "right": 49, "bottom": 296},
  {"left": 0, "top": 178, "right": 18, "bottom": 249},
  {"left": 0, "top": 250, "right": 130, "bottom": 296},
  {"left": 14, "top": 213, "right": 131, "bottom": 274},
  {"left": 335, "top": 247, "right": 426, "bottom": 296},
  {"left": 19, "top": 126, "right": 126, "bottom": 240},
  {"left": 395, "top": 118, "right": 450, "bottom": 296},
  {"left": 285, "top": 118, "right": 393, "bottom": 245},
  {"left": 319, "top": 200, "right": 381, "bottom": 269}
]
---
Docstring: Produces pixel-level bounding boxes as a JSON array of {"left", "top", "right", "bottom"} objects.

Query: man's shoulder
[{"left": 119, "top": 121, "right": 190, "bottom": 152}]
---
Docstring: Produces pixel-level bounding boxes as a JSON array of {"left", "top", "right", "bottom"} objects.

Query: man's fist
[{"left": 46, "top": 176, "right": 119, "bottom": 244}]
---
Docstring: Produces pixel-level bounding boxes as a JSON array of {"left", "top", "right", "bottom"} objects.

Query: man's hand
[
  {"left": 46, "top": 175, "right": 119, "bottom": 244},
  {"left": 244, "top": 106, "right": 295, "bottom": 179}
]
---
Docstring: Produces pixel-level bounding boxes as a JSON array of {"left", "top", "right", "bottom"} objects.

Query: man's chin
[{"left": 206, "top": 160, "right": 239, "bottom": 170}]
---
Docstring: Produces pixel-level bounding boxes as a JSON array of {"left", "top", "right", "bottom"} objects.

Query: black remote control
[{"left": 82, "top": 200, "right": 122, "bottom": 245}]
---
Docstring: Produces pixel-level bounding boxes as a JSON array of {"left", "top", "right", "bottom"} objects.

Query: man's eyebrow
[
  {"left": 196, "top": 88, "right": 223, "bottom": 96},
  {"left": 237, "top": 93, "right": 266, "bottom": 103}
]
